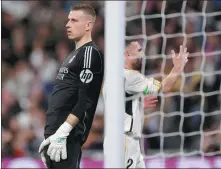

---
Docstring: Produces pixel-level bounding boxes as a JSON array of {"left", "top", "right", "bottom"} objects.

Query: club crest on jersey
[{"left": 80, "top": 69, "right": 93, "bottom": 83}]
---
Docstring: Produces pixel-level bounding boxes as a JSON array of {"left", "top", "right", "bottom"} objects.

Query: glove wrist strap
[{"left": 58, "top": 122, "right": 73, "bottom": 134}]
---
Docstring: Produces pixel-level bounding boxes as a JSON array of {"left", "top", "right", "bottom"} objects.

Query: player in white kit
[{"left": 103, "top": 41, "right": 189, "bottom": 168}]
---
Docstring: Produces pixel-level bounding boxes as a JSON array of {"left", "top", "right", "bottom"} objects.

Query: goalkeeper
[
  {"left": 38, "top": 4, "right": 104, "bottom": 169},
  {"left": 103, "top": 41, "right": 189, "bottom": 168}
]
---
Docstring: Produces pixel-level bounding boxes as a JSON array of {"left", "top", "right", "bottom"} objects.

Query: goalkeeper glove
[
  {"left": 40, "top": 149, "right": 49, "bottom": 167},
  {"left": 39, "top": 122, "right": 73, "bottom": 162}
]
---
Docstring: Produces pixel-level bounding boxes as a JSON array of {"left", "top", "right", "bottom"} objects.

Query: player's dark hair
[
  {"left": 125, "top": 40, "right": 137, "bottom": 49},
  {"left": 71, "top": 4, "right": 96, "bottom": 21},
  {"left": 125, "top": 40, "right": 133, "bottom": 48}
]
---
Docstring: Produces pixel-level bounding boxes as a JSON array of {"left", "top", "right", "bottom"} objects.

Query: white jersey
[{"left": 103, "top": 68, "right": 161, "bottom": 138}]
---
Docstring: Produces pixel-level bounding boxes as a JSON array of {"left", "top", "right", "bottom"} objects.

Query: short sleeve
[{"left": 124, "top": 69, "right": 161, "bottom": 95}]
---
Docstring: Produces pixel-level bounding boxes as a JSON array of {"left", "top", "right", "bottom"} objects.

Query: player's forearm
[
  {"left": 161, "top": 67, "right": 180, "bottom": 93},
  {"left": 66, "top": 114, "right": 79, "bottom": 127}
]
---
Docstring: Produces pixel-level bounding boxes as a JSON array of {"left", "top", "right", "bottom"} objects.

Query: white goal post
[{"left": 104, "top": 1, "right": 125, "bottom": 168}]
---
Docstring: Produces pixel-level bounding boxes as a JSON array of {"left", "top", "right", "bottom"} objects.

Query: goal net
[{"left": 125, "top": 1, "right": 221, "bottom": 168}]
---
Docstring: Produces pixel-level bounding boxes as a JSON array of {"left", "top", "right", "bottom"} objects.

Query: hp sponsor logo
[{"left": 80, "top": 69, "right": 93, "bottom": 83}]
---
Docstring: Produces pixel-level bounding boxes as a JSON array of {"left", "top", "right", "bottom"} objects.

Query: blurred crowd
[{"left": 2, "top": 1, "right": 221, "bottom": 159}]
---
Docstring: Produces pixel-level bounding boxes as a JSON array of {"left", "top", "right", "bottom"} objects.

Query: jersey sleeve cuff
[
  {"left": 71, "top": 107, "right": 84, "bottom": 120},
  {"left": 143, "top": 78, "right": 161, "bottom": 95},
  {"left": 143, "top": 87, "right": 149, "bottom": 95}
]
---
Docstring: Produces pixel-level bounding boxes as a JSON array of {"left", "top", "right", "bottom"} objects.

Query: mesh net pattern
[{"left": 125, "top": 0, "right": 221, "bottom": 161}]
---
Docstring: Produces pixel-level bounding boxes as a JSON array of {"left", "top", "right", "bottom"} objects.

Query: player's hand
[
  {"left": 39, "top": 122, "right": 73, "bottom": 162},
  {"left": 144, "top": 96, "right": 158, "bottom": 108},
  {"left": 171, "top": 45, "right": 189, "bottom": 74}
]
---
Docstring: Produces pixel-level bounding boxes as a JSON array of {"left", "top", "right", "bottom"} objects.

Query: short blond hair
[{"left": 71, "top": 4, "right": 96, "bottom": 21}]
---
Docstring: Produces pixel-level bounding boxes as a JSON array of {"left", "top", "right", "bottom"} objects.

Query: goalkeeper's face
[
  {"left": 127, "top": 41, "right": 144, "bottom": 71},
  {"left": 66, "top": 10, "right": 93, "bottom": 41}
]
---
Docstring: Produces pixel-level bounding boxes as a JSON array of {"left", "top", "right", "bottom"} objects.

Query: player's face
[
  {"left": 66, "top": 10, "right": 90, "bottom": 41},
  {"left": 128, "top": 42, "right": 144, "bottom": 71}
]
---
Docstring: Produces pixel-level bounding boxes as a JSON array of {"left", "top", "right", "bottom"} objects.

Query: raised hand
[{"left": 171, "top": 45, "right": 189, "bottom": 74}]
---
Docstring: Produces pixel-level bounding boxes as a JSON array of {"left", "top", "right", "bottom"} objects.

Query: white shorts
[
  {"left": 124, "top": 134, "right": 145, "bottom": 168},
  {"left": 103, "top": 134, "right": 145, "bottom": 168}
]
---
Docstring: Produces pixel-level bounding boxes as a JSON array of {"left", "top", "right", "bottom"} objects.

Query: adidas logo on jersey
[{"left": 68, "top": 55, "right": 76, "bottom": 63}]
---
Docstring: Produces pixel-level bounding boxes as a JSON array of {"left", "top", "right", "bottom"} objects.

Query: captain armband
[{"left": 143, "top": 78, "right": 161, "bottom": 95}]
